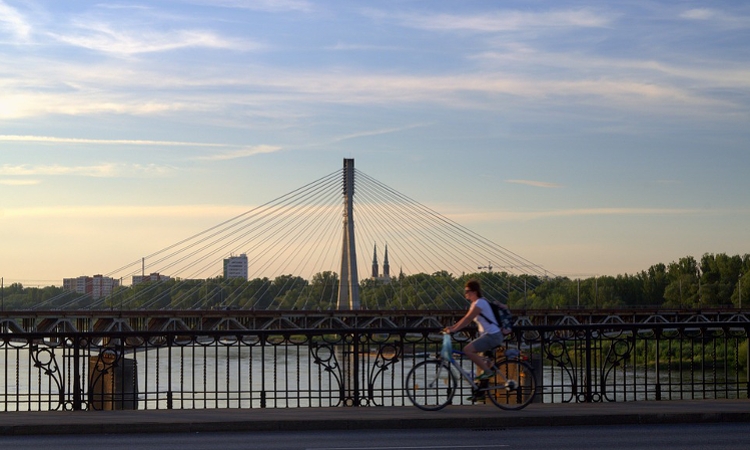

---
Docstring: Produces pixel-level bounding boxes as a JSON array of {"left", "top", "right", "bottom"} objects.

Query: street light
[{"left": 478, "top": 262, "right": 493, "bottom": 272}]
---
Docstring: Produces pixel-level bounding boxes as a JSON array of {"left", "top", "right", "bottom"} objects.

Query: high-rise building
[
  {"left": 63, "top": 275, "right": 120, "bottom": 299},
  {"left": 63, "top": 276, "right": 89, "bottom": 295},
  {"left": 223, "top": 254, "right": 248, "bottom": 280}
]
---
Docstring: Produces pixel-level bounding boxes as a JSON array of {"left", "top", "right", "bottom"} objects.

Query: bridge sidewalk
[{"left": 1, "top": 400, "right": 748, "bottom": 436}]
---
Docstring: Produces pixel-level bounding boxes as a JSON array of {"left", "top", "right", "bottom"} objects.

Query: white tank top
[{"left": 473, "top": 298, "right": 502, "bottom": 335}]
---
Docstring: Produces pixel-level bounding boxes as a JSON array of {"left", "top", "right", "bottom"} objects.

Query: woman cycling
[{"left": 443, "top": 279, "right": 505, "bottom": 382}]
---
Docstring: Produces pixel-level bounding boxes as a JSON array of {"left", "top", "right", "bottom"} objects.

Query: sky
[{"left": 1, "top": 0, "right": 749, "bottom": 286}]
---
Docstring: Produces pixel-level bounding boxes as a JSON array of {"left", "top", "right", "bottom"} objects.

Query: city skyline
[{"left": 1, "top": 1, "right": 749, "bottom": 285}]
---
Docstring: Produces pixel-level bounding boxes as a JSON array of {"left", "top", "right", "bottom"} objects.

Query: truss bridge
[{"left": 2, "top": 308, "right": 748, "bottom": 333}]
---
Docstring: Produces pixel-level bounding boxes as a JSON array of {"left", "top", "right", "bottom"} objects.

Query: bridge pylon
[{"left": 337, "top": 158, "right": 361, "bottom": 310}]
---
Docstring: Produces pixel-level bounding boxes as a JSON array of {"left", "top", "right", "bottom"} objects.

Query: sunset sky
[{"left": 1, "top": 0, "right": 749, "bottom": 285}]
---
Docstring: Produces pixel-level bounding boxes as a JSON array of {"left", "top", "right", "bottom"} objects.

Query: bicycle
[{"left": 405, "top": 332, "right": 537, "bottom": 411}]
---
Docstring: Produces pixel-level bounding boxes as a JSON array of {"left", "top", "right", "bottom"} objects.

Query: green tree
[
  {"left": 640, "top": 263, "right": 668, "bottom": 306},
  {"left": 663, "top": 256, "right": 700, "bottom": 307},
  {"left": 302, "top": 271, "right": 339, "bottom": 310},
  {"left": 271, "top": 275, "right": 308, "bottom": 309},
  {"left": 733, "top": 261, "right": 750, "bottom": 308}
]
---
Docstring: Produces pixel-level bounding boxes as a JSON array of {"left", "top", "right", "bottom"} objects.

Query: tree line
[{"left": 2, "top": 253, "right": 749, "bottom": 311}]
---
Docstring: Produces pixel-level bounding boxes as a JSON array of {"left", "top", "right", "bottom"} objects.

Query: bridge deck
[{"left": 1, "top": 308, "right": 747, "bottom": 332}]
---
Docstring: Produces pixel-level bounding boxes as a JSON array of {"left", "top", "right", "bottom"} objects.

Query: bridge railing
[{"left": 1, "top": 323, "right": 748, "bottom": 412}]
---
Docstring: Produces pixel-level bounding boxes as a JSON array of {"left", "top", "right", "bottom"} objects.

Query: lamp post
[{"left": 478, "top": 262, "right": 493, "bottom": 272}]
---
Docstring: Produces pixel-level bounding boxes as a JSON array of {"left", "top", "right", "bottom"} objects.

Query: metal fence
[{"left": 1, "top": 322, "right": 748, "bottom": 412}]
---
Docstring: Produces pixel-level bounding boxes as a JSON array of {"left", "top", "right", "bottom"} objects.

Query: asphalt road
[{"left": 2, "top": 422, "right": 749, "bottom": 450}]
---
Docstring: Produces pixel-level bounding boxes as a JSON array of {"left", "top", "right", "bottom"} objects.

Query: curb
[{"left": 1, "top": 401, "right": 749, "bottom": 436}]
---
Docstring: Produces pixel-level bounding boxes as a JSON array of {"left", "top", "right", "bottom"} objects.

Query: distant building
[
  {"left": 63, "top": 275, "right": 120, "bottom": 299},
  {"left": 63, "top": 276, "right": 89, "bottom": 295},
  {"left": 371, "top": 243, "right": 391, "bottom": 283},
  {"left": 132, "top": 273, "right": 172, "bottom": 285},
  {"left": 223, "top": 254, "right": 248, "bottom": 280}
]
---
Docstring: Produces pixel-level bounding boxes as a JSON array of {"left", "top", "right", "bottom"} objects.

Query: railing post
[
  {"left": 585, "top": 327, "right": 593, "bottom": 403},
  {"left": 338, "top": 332, "right": 360, "bottom": 406},
  {"left": 537, "top": 330, "right": 546, "bottom": 404},
  {"left": 655, "top": 329, "right": 662, "bottom": 400},
  {"left": 167, "top": 335, "right": 173, "bottom": 409},
  {"left": 353, "top": 331, "right": 360, "bottom": 406},
  {"left": 72, "top": 336, "right": 82, "bottom": 411}
]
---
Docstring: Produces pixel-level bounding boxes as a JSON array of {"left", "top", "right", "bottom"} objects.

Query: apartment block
[
  {"left": 223, "top": 254, "right": 248, "bottom": 280},
  {"left": 63, "top": 275, "right": 120, "bottom": 299}
]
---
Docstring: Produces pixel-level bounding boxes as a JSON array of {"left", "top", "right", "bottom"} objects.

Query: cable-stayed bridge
[
  {"left": 5, "top": 159, "right": 748, "bottom": 332},
  {"left": 30, "top": 159, "right": 550, "bottom": 312}
]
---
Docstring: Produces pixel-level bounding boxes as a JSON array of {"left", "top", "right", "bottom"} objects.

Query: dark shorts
[{"left": 471, "top": 332, "right": 505, "bottom": 353}]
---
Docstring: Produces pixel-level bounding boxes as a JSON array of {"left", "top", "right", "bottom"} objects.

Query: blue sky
[{"left": 1, "top": 0, "right": 749, "bottom": 285}]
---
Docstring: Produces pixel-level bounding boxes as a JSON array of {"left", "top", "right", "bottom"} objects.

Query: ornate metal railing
[{"left": 1, "top": 322, "right": 748, "bottom": 412}]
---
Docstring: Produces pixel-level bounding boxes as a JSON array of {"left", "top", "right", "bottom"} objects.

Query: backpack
[{"left": 479, "top": 299, "right": 513, "bottom": 335}]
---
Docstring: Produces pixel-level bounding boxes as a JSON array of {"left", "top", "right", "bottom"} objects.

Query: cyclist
[{"left": 443, "top": 279, "right": 507, "bottom": 400}]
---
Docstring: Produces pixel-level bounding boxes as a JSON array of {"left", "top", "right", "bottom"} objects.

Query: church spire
[
  {"left": 383, "top": 244, "right": 390, "bottom": 279},
  {"left": 372, "top": 242, "right": 379, "bottom": 278}
]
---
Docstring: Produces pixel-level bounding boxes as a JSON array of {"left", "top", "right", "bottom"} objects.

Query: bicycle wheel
[
  {"left": 405, "top": 359, "right": 457, "bottom": 411},
  {"left": 487, "top": 359, "right": 537, "bottom": 411}
]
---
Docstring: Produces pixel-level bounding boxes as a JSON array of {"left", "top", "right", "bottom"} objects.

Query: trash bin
[{"left": 88, "top": 352, "right": 138, "bottom": 410}]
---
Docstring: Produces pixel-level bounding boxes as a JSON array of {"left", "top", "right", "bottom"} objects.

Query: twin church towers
[{"left": 371, "top": 243, "right": 390, "bottom": 281}]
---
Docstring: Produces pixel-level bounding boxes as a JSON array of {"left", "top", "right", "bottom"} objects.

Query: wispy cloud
[
  {"left": 0, "top": 135, "right": 226, "bottom": 147},
  {"left": 506, "top": 179, "right": 562, "bottom": 188},
  {"left": 382, "top": 8, "right": 612, "bottom": 33},
  {"left": 0, "top": 134, "right": 283, "bottom": 164},
  {"left": 50, "top": 21, "right": 260, "bottom": 55},
  {"left": 245, "top": 71, "right": 712, "bottom": 110},
  {"left": 192, "top": 145, "right": 283, "bottom": 161},
  {"left": 188, "top": 0, "right": 313, "bottom": 13},
  {"left": 449, "top": 207, "right": 722, "bottom": 224},
  {"left": 0, "top": 1, "right": 31, "bottom": 40},
  {"left": 326, "top": 42, "right": 406, "bottom": 52},
  {"left": 680, "top": 8, "right": 750, "bottom": 28},
  {"left": 472, "top": 49, "right": 750, "bottom": 89},
  {"left": 0, "top": 66, "right": 733, "bottom": 123},
  {"left": 0, "top": 163, "right": 173, "bottom": 178},
  {"left": 0, "top": 178, "right": 40, "bottom": 186},
  {"left": 464, "top": 208, "right": 716, "bottom": 222},
  {"left": 529, "top": 208, "right": 706, "bottom": 218},
  {"left": 1, "top": 204, "right": 253, "bottom": 219},
  {"left": 92, "top": 5, "right": 152, "bottom": 11},
  {"left": 328, "top": 124, "right": 429, "bottom": 144}
]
